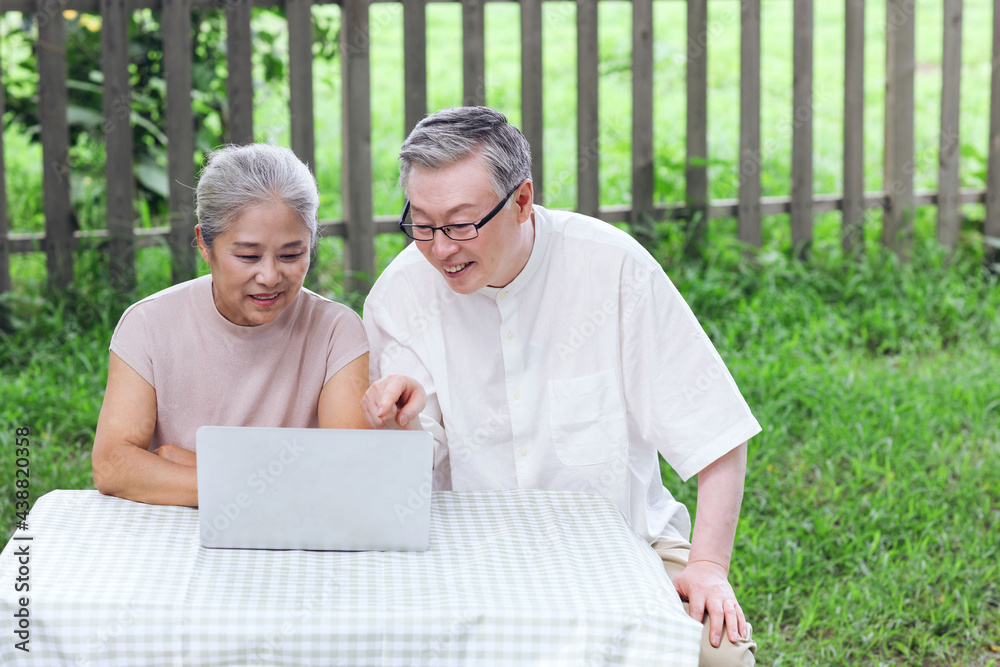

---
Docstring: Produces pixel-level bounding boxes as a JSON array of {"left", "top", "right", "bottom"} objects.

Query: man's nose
[{"left": 430, "top": 229, "right": 460, "bottom": 259}]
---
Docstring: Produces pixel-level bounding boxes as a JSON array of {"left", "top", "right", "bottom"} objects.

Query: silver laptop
[{"left": 196, "top": 426, "right": 434, "bottom": 551}]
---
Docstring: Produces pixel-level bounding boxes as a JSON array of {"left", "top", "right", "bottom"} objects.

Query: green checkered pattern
[{"left": 1, "top": 489, "right": 702, "bottom": 665}]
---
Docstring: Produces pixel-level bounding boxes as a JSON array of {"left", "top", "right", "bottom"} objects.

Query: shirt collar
[{"left": 476, "top": 205, "right": 549, "bottom": 299}]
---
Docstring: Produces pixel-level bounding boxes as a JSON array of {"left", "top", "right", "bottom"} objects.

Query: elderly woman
[{"left": 92, "top": 144, "right": 369, "bottom": 507}]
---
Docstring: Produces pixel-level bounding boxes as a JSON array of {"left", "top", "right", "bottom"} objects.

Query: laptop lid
[{"left": 196, "top": 426, "right": 434, "bottom": 551}]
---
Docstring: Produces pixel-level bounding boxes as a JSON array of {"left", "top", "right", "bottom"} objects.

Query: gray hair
[
  {"left": 399, "top": 106, "right": 532, "bottom": 200},
  {"left": 195, "top": 144, "right": 320, "bottom": 251}
]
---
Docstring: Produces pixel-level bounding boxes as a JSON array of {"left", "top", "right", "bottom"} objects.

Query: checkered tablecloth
[{"left": 0, "top": 489, "right": 701, "bottom": 666}]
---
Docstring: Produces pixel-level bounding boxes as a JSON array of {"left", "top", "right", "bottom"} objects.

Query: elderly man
[{"left": 362, "top": 106, "right": 761, "bottom": 666}]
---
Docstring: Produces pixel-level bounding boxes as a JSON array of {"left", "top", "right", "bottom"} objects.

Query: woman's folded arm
[{"left": 92, "top": 352, "right": 198, "bottom": 507}]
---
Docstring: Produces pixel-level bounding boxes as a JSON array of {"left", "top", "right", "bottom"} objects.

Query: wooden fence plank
[
  {"left": 102, "top": 0, "right": 136, "bottom": 289},
  {"left": 791, "top": 0, "right": 813, "bottom": 258},
  {"left": 520, "top": 0, "right": 543, "bottom": 203},
  {"left": 739, "top": 0, "right": 761, "bottom": 248},
  {"left": 163, "top": 0, "right": 196, "bottom": 282},
  {"left": 884, "top": 0, "right": 916, "bottom": 258},
  {"left": 342, "top": 0, "right": 375, "bottom": 291},
  {"left": 402, "top": 0, "right": 426, "bottom": 247},
  {"left": 462, "top": 0, "right": 485, "bottom": 106},
  {"left": 226, "top": 0, "right": 254, "bottom": 144},
  {"left": 288, "top": 0, "right": 316, "bottom": 170},
  {"left": 686, "top": 0, "right": 708, "bottom": 252},
  {"left": 576, "top": 0, "right": 599, "bottom": 218},
  {"left": 37, "top": 6, "right": 74, "bottom": 289},
  {"left": 843, "top": 0, "right": 865, "bottom": 254},
  {"left": 632, "top": 0, "right": 654, "bottom": 245},
  {"left": 987, "top": 0, "right": 1000, "bottom": 266},
  {"left": 937, "top": 0, "right": 962, "bottom": 248},
  {"left": 403, "top": 0, "right": 427, "bottom": 136},
  {"left": 0, "top": 46, "right": 9, "bottom": 293}
]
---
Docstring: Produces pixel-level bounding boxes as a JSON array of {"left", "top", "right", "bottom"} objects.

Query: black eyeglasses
[{"left": 398, "top": 180, "right": 524, "bottom": 242}]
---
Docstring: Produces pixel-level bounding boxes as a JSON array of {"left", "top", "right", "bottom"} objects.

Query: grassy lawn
[
  {"left": 658, "top": 229, "right": 1000, "bottom": 664},
  {"left": 3, "top": 1, "right": 1000, "bottom": 664}
]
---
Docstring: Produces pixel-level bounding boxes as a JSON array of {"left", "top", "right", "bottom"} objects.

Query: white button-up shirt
[{"left": 364, "top": 206, "right": 761, "bottom": 543}]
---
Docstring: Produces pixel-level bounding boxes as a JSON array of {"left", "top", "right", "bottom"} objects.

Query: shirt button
[
  {"left": 518, "top": 448, "right": 528, "bottom": 457},
  {"left": 513, "top": 390, "right": 521, "bottom": 400},
  {"left": 499, "top": 291, "right": 508, "bottom": 299},
  {"left": 506, "top": 331, "right": 515, "bottom": 339}
]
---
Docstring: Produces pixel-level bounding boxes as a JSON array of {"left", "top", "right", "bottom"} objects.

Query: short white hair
[
  {"left": 399, "top": 106, "right": 532, "bottom": 200},
  {"left": 195, "top": 144, "right": 320, "bottom": 251}
]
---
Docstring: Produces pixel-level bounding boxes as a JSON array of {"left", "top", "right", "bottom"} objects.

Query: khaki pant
[{"left": 651, "top": 540, "right": 757, "bottom": 667}]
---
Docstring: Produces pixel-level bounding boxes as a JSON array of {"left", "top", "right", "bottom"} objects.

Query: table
[{"left": 0, "top": 489, "right": 702, "bottom": 666}]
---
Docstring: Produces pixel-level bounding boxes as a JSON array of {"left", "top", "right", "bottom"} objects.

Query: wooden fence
[{"left": 1, "top": 0, "right": 1000, "bottom": 295}]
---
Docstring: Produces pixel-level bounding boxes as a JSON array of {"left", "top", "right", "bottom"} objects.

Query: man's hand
[
  {"left": 154, "top": 444, "right": 197, "bottom": 467},
  {"left": 361, "top": 374, "right": 427, "bottom": 430},
  {"left": 672, "top": 559, "right": 748, "bottom": 648}
]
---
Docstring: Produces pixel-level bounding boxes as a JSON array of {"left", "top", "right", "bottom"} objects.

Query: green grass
[
  {"left": 3, "top": 1, "right": 1000, "bottom": 664},
  {"left": 733, "top": 345, "right": 1000, "bottom": 665},
  {"left": 654, "top": 226, "right": 1000, "bottom": 664}
]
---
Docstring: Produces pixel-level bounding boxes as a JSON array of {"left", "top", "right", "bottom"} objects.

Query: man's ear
[
  {"left": 195, "top": 225, "right": 211, "bottom": 264},
  {"left": 514, "top": 179, "right": 534, "bottom": 224}
]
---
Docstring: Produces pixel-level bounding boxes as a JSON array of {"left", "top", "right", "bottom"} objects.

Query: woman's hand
[{"left": 154, "top": 444, "right": 197, "bottom": 467}]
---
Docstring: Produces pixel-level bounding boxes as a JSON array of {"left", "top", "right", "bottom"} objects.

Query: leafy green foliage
[{"left": 1, "top": 9, "right": 336, "bottom": 230}]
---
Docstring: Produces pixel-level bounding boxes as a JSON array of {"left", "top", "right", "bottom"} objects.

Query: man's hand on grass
[{"left": 672, "top": 559, "right": 748, "bottom": 648}]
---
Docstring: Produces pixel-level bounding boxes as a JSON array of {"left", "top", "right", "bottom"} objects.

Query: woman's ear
[{"left": 195, "top": 225, "right": 211, "bottom": 265}]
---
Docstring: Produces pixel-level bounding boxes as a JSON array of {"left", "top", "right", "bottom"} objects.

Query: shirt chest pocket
[{"left": 548, "top": 370, "right": 628, "bottom": 466}]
